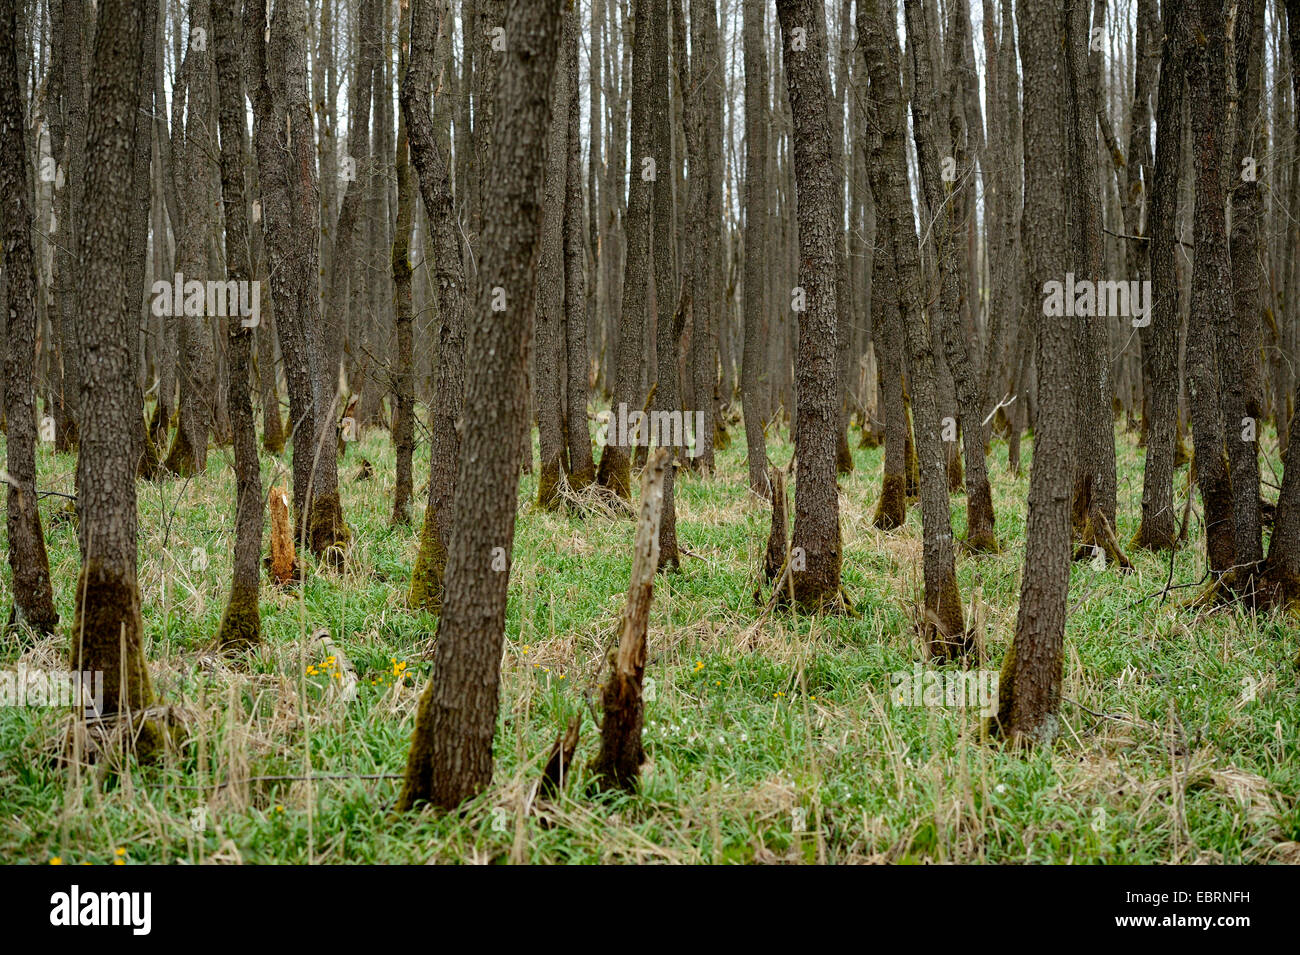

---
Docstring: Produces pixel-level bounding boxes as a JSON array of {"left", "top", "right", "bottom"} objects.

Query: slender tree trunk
[
  {"left": 398, "top": 0, "right": 563, "bottom": 810},
  {"left": 213, "top": 0, "right": 262, "bottom": 649},
  {"left": 406, "top": 0, "right": 467, "bottom": 613},
  {"left": 72, "top": 0, "right": 162, "bottom": 753},
  {"left": 1185, "top": 0, "right": 1237, "bottom": 578},
  {"left": 777, "top": 0, "right": 843, "bottom": 610},
  {"left": 563, "top": 13, "right": 594, "bottom": 491},
  {"left": 1133, "top": 0, "right": 1186, "bottom": 553},
  {"left": 861, "top": 0, "right": 964, "bottom": 652},
  {"left": 992, "top": 0, "right": 1075, "bottom": 744},
  {"left": 1, "top": 0, "right": 58, "bottom": 635},
  {"left": 391, "top": 0, "right": 416, "bottom": 527},
  {"left": 903, "top": 0, "right": 999, "bottom": 554},
  {"left": 741, "top": 0, "right": 770, "bottom": 498},
  {"left": 596, "top": 0, "right": 653, "bottom": 500},
  {"left": 247, "top": 0, "right": 349, "bottom": 562}
]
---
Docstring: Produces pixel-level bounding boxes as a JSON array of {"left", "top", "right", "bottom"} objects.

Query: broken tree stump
[
  {"left": 268, "top": 486, "right": 298, "bottom": 585},
  {"left": 592, "top": 448, "right": 670, "bottom": 791}
]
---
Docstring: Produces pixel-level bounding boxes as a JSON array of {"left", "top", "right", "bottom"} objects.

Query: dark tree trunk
[
  {"left": 861, "top": 0, "right": 964, "bottom": 652},
  {"left": 212, "top": 0, "right": 262, "bottom": 649},
  {"left": 1260, "top": 0, "right": 1300, "bottom": 609},
  {"left": 535, "top": 4, "right": 571, "bottom": 510},
  {"left": 72, "top": 0, "right": 162, "bottom": 752},
  {"left": 562, "top": 15, "right": 595, "bottom": 491},
  {"left": 653, "top": 0, "right": 681, "bottom": 569},
  {"left": 405, "top": 0, "right": 466, "bottom": 613},
  {"left": 741, "top": 0, "right": 770, "bottom": 498},
  {"left": 247, "top": 0, "right": 349, "bottom": 562},
  {"left": 903, "top": 0, "right": 999, "bottom": 554},
  {"left": 163, "top": 0, "right": 217, "bottom": 478},
  {"left": 1185, "top": 0, "right": 1237, "bottom": 578},
  {"left": 992, "top": 0, "right": 1074, "bottom": 744},
  {"left": 1, "top": 0, "right": 59, "bottom": 635},
  {"left": 391, "top": 0, "right": 416, "bottom": 527},
  {"left": 596, "top": 0, "right": 654, "bottom": 501},
  {"left": 777, "top": 0, "right": 843, "bottom": 610},
  {"left": 398, "top": 0, "right": 563, "bottom": 810},
  {"left": 1134, "top": 0, "right": 1186, "bottom": 553},
  {"left": 1224, "top": 0, "right": 1266, "bottom": 574}
]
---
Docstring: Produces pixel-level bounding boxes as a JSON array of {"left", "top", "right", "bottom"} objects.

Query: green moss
[
  {"left": 308, "top": 491, "right": 351, "bottom": 565},
  {"left": 217, "top": 582, "right": 261, "bottom": 650},
  {"left": 408, "top": 510, "right": 447, "bottom": 613},
  {"left": 873, "top": 472, "right": 907, "bottom": 530},
  {"left": 537, "top": 463, "right": 562, "bottom": 510}
]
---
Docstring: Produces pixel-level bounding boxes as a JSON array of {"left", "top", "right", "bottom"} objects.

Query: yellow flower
[
  {"left": 275, "top": 805, "right": 284, "bottom": 813},
  {"left": 715, "top": 681, "right": 721, "bottom": 686},
  {"left": 49, "top": 857, "right": 62, "bottom": 865},
  {"left": 115, "top": 847, "right": 126, "bottom": 857},
  {"left": 113, "top": 859, "right": 125, "bottom": 866}
]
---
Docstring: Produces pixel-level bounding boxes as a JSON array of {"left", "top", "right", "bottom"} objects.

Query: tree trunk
[
  {"left": 1, "top": 0, "right": 59, "bottom": 635},
  {"left": 1185, "top": 0, "right": 1237, "bottom": 578},
  {"left": 1133, "top": 0, "right": 1186, "bottom": 553},
  {"left": 596, "top": 0, "right": 654, "bottom": 500},
  {"left": 72, "top": 0, "right": 162, "bottom": 753},
  {"left": 247, "top": 0, "right": 349, "bottom": 562},
  {"left": 405, "top": 0, "right": 467, "bottom": 613},
  {"left": 741, "top": 0, "right": 770, "bottom": 498},
  {"left": 777, "top": 0, "right": 843, "bottom": 611},
  {"left": 992, "top": 0, "right": 1075, "bottom": 744},
  {"left": 212, "top": 0, "right": 262, "bottom": 649},
  {"left": 861, "top": 0, "right": 964, "bottom": 652},
  {"left": 903, "top": 0, "right": 999, "bottom": 554},
  {"left": 398, "top": 0, "right": 563, "bottom": 810}
]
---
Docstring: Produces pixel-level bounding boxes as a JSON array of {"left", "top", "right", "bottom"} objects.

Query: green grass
[{"left": 1, "top": 406, "right": 1297, "bottom": 864}]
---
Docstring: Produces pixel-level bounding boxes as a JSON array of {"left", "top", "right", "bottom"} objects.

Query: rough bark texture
[
  {"left": 1134, "top": 0, "right": 1186, "bottom": 553},
  {"left": 535, "top": 5, "right": 572, "bottom": 510},
  {"left": 653, "top": 0, "right": 681, "bottom": 569},
  {"left": 247, "top": 0, "right": 349, "bottom": 562},
  {"left": 741, "top": 0, "right": 770, "bottom": 498},
  {"left": 405, "top": 0, "right": 466, "bottom": 612},
  {"left": 593, "top": 449, "right": 669, "bottom": 790},
  {"left": 390, "top": 0, "right": 416, "bottom": 528},
  {"left": 163, "top": 0, "right": 217, "bottom": 478},
  {"left": 1185, "top": 0, "right": 1237, "bottom": 578},
  {"left": 1260, "top": 0, "right": 1300, "bottom": 610},
  {"left": 596, "top": 0, "right": 654, "bottom": 501},
  {"left": 398, "top": 0, "right": 563, "bottom": 810},
  {"left": 562, "top": 16, "right": 594, "bottom": 492},
  {"left": 861, "top": 0, "right": 964, "bottom": 653},
  {"left": 991, "top": 0, "right": 1074, "bottom": 745},
  {"left": 72, "top": 0, "right": 162, "bottom": 753},
  {"left": 1, "top": 0, "right": 59, "bottom": 635},
  {"left": 213, "top": 0, "right": 262, "bottom": 649},
  {"left": 903, "top": 0, "right": 998, "bottom": 555},
  {"left": 777, "top": 0, "right": 843, "bottom": 611}
]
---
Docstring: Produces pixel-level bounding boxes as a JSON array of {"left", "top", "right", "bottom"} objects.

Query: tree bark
[
  {"left": 1, "top": 0, "right": 59, "bottom": 635},
  {"left": 398, "top": 0, "right": 563, "bottom": 810},
  {"left": 777, "top": 0, "right": 844, "bottom": 611},
  {"left": 212, "top": 0, "right": 263, "bottom": 649},
  {"left": 72, "top": 0, "right": 162, "bottom": 753}
]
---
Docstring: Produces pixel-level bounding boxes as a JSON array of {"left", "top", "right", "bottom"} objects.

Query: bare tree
[
  {"left": 1, "top": 0, "right": 58, "bottom": 635},
  {"left": 398, "top": 0, "right": 564, "bottom": 810}
]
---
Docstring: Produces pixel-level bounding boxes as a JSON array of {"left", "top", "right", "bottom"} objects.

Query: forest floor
[{"left": 1, "top": 412, "right": 1298, "bottom": 864}]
